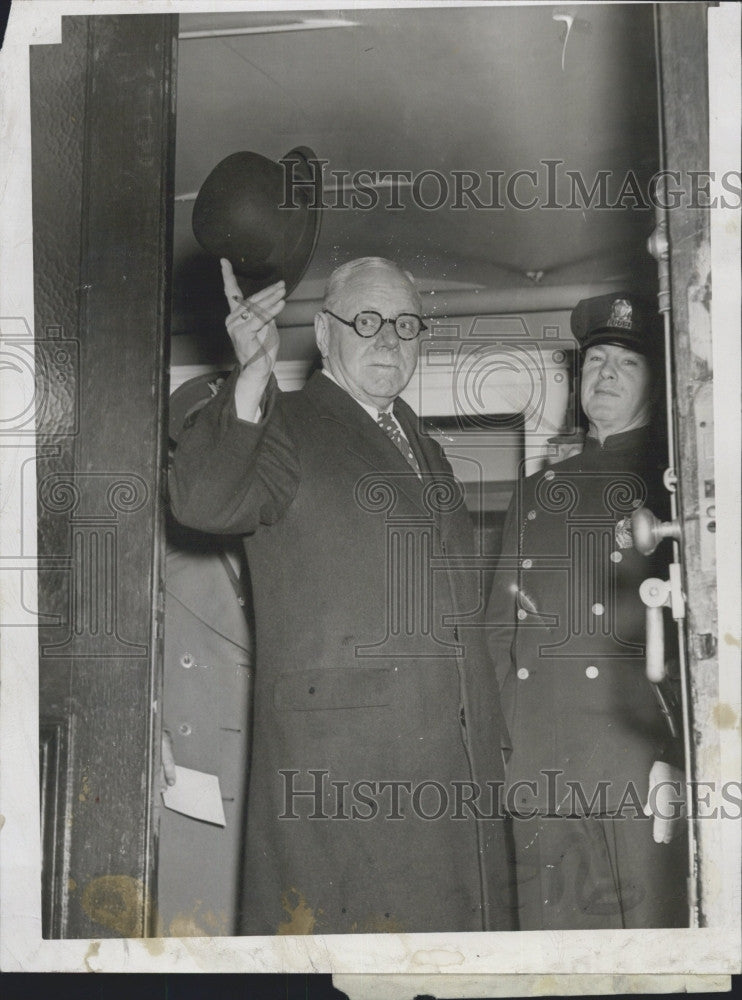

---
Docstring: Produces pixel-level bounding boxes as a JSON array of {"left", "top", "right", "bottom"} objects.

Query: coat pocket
[{"left": 273, "top": 667, "right": 393, "bottom": 711}]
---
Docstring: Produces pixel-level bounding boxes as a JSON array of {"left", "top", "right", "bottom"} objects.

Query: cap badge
[{"left": 608, "top": 298, "right": 633, "bottom": 329}]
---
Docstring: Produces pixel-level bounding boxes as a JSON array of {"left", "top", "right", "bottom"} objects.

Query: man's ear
[{"left": 315, "top": 311, "right": 329, "bottom": 357}]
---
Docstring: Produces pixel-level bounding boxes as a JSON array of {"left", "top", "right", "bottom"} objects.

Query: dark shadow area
[{"left": 0, "top": 972, "right": 349, "bottom": 1000}]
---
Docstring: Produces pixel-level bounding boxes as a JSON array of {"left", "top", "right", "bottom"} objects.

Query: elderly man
[
  {"left": 488, "top": 292, "right": 687, "bottom": 930},
  {"left": 169, "top": 256, "right": 513, "bottom": 935}
]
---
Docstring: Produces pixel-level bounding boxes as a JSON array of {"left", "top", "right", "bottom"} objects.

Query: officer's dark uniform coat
[
  {"left": 170, "top": 369, "right": 513, "bottom": 934},
  {"left": 487, "top": 426, "right": 687, "bottom": 929}
]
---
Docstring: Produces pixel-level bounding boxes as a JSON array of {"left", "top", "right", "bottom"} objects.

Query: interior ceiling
[{"left": 172, "top": 4, "right": 660, "bottom": 341}]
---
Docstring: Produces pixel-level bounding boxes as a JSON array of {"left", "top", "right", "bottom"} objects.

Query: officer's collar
[{"left": 583, "top": 424, "right": 651, "bottom": 452}]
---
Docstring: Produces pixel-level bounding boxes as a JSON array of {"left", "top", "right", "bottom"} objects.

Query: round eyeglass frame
[{"left": 324, "top": 309, "right": 427, "bottom": 341}]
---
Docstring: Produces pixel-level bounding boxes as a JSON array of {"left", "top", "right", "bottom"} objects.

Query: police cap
[{"left": 570, "top": 292, "right": 662, "bottom": 357}]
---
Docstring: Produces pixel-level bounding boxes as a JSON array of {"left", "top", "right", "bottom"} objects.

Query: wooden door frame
[
  {"left": 31, "top": 13, "right": 178, "bottom": 939},
  {"left": 654, "top": 1, "right": 734, "bottom": 930}
]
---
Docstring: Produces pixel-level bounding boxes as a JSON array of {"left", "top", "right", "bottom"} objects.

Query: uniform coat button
[
  {"left": 585, "top": 665, "right": 599, "bottom": 679},
  {"left": 517, "top": 668, "right": 530, "bottom": 680}
]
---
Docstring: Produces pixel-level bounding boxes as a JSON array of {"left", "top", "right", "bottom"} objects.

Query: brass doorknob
[{"left": 631, "top": 507, "right": 681, "bottom": 556}]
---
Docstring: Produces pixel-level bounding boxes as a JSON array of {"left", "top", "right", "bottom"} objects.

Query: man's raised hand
[
  {"left": 221, "top": 258, "right": 285, "bottom": 420},
  {"left": 221, "top": 258, "right": 284, "bottom": 383}
]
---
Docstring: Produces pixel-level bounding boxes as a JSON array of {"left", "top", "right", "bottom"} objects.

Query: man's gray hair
[{"left": 322, "top": 257, "right": 422, "bottom": 313}]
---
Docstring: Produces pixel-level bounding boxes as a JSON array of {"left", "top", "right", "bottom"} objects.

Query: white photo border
[{"left": 0, "top": 0, "right": 739, "bottom": 976}]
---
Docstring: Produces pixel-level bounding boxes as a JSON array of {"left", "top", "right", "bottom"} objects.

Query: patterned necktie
[{"left": 376, "top": 410, "right": 421, "bottom": 475}]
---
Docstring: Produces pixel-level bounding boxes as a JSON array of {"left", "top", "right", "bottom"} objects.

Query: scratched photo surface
[{"left": 0, "top": 0, "right": 740, "bottom": 979}]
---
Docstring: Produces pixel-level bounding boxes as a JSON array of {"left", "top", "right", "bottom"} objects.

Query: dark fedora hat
[
  {"left": 192, "top": 146, "right": 322, "bottom": 298},
  {"left": 570, "top": 291, "right": 662, "bottom": 359}
]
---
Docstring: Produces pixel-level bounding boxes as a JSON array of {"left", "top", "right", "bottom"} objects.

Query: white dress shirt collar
[{"left": 321, "top": 367, "right": 391, "bottom": 420}]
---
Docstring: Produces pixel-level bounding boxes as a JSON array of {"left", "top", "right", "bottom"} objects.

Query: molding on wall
[
  {"left": 169, "top": 360, "right": 313, "bottom": 393},
  {"left": 170, "top": 347, "right": 571, "bottom": 442}
]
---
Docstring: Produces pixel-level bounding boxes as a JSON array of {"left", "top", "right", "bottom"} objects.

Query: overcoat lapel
[
  {"left": 166, "top": 545, "right": 251, "bottom": 651},
  {"left": 303, "top": 372, "right": 432, "bottom": 515},
  {"left": 393, "top": 397, "right": 450, "bottom": 476},
  {"left": 394, "top": 396, "right": 464, "bottom": 543}
]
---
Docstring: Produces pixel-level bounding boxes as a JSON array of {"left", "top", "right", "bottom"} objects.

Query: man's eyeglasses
[{"left": 324, "top": 309, "right": 427, "bottom": 341}]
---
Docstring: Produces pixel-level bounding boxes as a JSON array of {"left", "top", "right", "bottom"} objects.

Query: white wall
[{"left": 170, "top": 308, "right": 579, "bottom": 473}]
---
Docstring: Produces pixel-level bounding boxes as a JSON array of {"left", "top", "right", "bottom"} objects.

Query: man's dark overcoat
[
  {"left": 487, "top": 426, "right": 687, "bottom": 928},
  {"left": 170, "top": 369, "right": 513, "bottom": 934}
]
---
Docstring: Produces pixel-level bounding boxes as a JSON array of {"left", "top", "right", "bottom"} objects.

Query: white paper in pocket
[{"left": 161, "top": 766, "right": 226, "bottom": 827}]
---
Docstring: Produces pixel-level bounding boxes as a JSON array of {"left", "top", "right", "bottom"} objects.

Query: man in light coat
[{"left": 169, "top": 256, "right": 513, "bottom": 934}]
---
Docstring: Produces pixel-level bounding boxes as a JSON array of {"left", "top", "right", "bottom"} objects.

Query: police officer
[{"left": 488, "top": 292, "right": 687, "bottom": 930}]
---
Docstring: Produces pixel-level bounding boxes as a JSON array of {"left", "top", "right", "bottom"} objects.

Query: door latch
[{"left": 638, "top": 565, "right": 685, "bottom": 684}]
